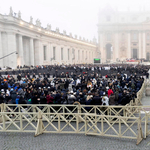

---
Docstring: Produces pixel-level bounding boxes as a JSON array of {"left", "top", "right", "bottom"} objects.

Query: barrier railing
[
  {"left": 0, "top": 111, "right": 143, "bottom": 145},
  {"left": 0, "top": 79, "right": 147, "bottom": 144},
  {"left": 1, "top": 103, "right": 150, "bottom": 138}
]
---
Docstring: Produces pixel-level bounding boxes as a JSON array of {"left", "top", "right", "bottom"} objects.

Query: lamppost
[
  {"left": 0, "top": 51, "right": 18, "bottom": 60},
  {"left": 0, "top": 51, "right": 18, "bottom": 68}
]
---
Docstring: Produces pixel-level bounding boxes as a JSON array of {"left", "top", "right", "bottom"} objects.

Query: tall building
[
  {"left": 98, "top": 5, "right": 150, "bottom": 63},
  {"left": 0, "top": 8, "right": 97, "bottom": 68}
]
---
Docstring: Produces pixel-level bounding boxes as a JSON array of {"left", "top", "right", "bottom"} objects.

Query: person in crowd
[
  {"left": 101, "top": 93, "right": 109, "bottom": 106},
  {"left": 46, "top": 93, "right": 53, "bottom": 104},
  {"left": 0, "top": 63, "right": 147, "bottom": 112}
]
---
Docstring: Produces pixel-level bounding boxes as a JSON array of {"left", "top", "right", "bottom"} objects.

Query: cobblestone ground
[
  {"left": 0, "top": 118, "right": 150, "bottom": 150},
  {"left": 0, "top": 131, "right": 150, "bottom": 150}
]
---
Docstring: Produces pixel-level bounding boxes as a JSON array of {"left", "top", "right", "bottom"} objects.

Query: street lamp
[{"left": 0, "top": 51, "right": 18, "bottom": 60}]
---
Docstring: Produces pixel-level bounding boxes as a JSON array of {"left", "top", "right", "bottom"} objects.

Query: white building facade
[
  {"left": 0, "top": 8, "right": 97, "bottom": 68},
  {"left": 98, "top": 6, "right": 150, "bottom": 63}
]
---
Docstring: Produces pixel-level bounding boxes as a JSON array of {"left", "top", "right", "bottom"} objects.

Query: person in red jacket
[
  {"left": 108, "top": 88, "right": 113, "bottom": 98},
  {"left": 46, "top": 93, "right": 54, "bottom": 104}
]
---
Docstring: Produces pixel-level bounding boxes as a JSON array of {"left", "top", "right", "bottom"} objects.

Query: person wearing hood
[{"left": 10, "top": 90, "right": 17, "bottom": 104}]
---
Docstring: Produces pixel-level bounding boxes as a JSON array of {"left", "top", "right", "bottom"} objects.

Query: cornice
[{"left": 0, "top": 14, "right": 96, "bottom": 48}]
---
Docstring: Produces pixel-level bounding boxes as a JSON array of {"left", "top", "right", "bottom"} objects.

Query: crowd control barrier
[{"left": 0, "top": 111, "right": 143, "bottom": 145}]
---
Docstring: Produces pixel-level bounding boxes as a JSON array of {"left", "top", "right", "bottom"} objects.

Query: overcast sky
[{"left": 0, "top": 0, "right": 149, "bottom": 41}]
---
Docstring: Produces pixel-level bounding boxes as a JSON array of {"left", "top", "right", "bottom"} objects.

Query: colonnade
[{"left": 0, "top": 31, "right": 95, "bottom": 68}]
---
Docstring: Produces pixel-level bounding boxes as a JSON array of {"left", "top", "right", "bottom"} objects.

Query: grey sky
[{"left": 0, "top": 0, "right": 149, "bottom": 41}]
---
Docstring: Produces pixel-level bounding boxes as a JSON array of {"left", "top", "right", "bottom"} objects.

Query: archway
[
  {"left": 106, "top": 43, "right": 112, "bottom": 60},
  {"left": 132, "top": 49, "right": 138, "bottom": 59},
  {"left": 147, "top": 52, "right": 150, "bottom": 61}
]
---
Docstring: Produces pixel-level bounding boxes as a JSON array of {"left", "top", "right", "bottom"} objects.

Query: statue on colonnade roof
[
  {"left": 9, "top": 7, "right": 13, "bottom": 16},
  {"left": 36, "top": 19, "right": 41, "bottom": 27},
  {"left": 47, "top": 24, "right": 51, "bottom": 30},
  {"left": 30, "top": 16, "right": 33, "bottom": 24},
  {"left": 18, "top": 11, "right": 21, "bottom": 19}
]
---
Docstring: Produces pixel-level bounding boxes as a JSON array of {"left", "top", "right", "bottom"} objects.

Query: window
[
  {"left": 147, "top": 33, "right": 150, "bottom": 40},
  {"left": 106, "top": 16, "right": 111, "bottom": 22},
  {"left": 53, "top": 47, "right": 56, "bottom": 60},
  {"left": 61, "top": 48, "right": 63, "bottom": 60},
  {"left": 133, "top": 33, "right": 138, "bottom": 41},
  {"left": 68, "top": 49, "right": 70, "bottom": 60},
  {"left": 43, "top": 46, "right": 47, "bottom": 60}
]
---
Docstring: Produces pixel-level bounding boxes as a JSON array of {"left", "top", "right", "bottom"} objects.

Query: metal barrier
[{"left": 0, "top": 111, "right": 143, "bottom": 145}]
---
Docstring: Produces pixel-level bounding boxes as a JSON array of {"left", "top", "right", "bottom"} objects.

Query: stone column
[
  {"left": 78, "top": 49, "right": 80, "bottom": 64},
  {"left": 127, "top": 32, "right": 131, "bottom": 59},
  {"left": 100, "top": 33, "right": 105, "bottom": 63},
  {"left": 89, "top": 51, "right": 91, "bottom": 63},
  {"left": 82, "top": 50, "right": 84, "bottom": 64},
  {"left": 56, "top": 45, "right": 61, "bottom": 65},
  {"left": 30, "top": 38, "right": 34, "bottom": 66},
  {"left": 23, "top": 38, "right": 30, "bottom": 66},
  {"left": 70, "top": 47, "right": 73, "bottom": 64},
  {"left": 18, "top": 35, "right": 24, "bottom": 66},
  {"left": 71, "top": 47, "right": 76, "bottom": 64},
  {"left": 139, "top": 31, "right": 142, "bottom": 59},
  {"left": 7, "top": 32, "right": 17, "bottom": 68},
  {"left": 114, "top": 32, "right": 119, "bottom": 61},
  {"left": 34, "top": 40, "right": 42, "bottom": 65},
  {"left": 50, "top": 43, "right": 55, "bottom": 65},
  {"left": 86, "top": 50, "right": 88, "bottom": 63},
  {"left": 47, "top": 42, "right": 51, "bottom": 64},
  {"left": 2, "top": 32, "right": 8, "bottom": 67},
  {"left": 74, "top": 48, "right": 77, "bottom": 64},
  {"left": 0, "top": 32, "right": 3, "bottom": 68},
  {"left": 143, "top": 31, "right": 146, "bottom": 59}
]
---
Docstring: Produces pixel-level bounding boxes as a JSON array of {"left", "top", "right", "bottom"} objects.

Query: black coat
[
  {"left": 93, "top": 96, "right": 101, "bottom": 105},
  {"left": 10, "top": 91, "right": 17, "bottom": 104}
]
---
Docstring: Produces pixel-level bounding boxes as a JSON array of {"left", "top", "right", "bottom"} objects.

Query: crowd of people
[{"left": 0, "top": 64, "right": 149, "bottom": 109}]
